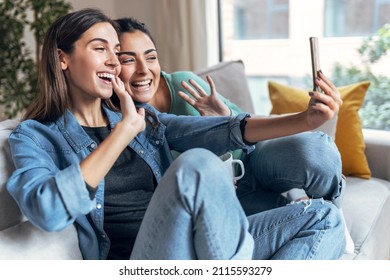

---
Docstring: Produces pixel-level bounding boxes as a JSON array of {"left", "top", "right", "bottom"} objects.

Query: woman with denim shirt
[
  {"left": 114, "top": 17, "right": 345, "bottom": 215},
  {"left": 6, "top": 8, "right": 345, "bottom": 260}
]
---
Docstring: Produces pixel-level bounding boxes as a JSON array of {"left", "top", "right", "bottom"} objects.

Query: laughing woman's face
[
  {"left": 118, "top": 30, "right": 161, "bottom": 103},
  {"left": 59, "top": 22, "right": 121, "bottom": 105}
]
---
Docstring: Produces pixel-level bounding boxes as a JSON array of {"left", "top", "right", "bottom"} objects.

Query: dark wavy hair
[{"left": 114, "top": 17, "right": 156, "bottom": 47}]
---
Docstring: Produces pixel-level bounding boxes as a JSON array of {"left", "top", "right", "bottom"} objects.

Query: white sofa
[{"left": 1, "top": 60, "right": 389, "bottom": 260}]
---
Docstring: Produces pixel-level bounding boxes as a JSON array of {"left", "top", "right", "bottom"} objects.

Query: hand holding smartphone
[{"left": 309, "top": 37, "right": 322, "bottom": 93}]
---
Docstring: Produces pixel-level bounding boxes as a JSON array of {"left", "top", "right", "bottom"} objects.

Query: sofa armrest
[{"left": 363, "top": 128, "right": 390, "bottom": 181}]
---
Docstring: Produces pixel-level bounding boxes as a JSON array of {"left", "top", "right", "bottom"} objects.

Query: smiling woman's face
[
  {"left": 60, "top": 22, "right": 121, "bottom": 104},
  {"left": 118, "top": 30, "right": 161, "bottom": 103}
]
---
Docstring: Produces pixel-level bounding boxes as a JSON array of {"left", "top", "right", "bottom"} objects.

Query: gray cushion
[
  {"left": 0, "top": 119, "right": 25, "bottom": 230},
  {"left": 0, "top": 221, "right": 82, "bottom": 260},
  {"left": 195, "top": 60, "right": 255, "bottom": 114},
  {"left": 341, "top": 176, "right": 390, "bottom": 259}
]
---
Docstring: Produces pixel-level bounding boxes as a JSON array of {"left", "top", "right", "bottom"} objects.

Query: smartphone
[{"left": 309, "top": 37, "right": 322, "bottom": 93}]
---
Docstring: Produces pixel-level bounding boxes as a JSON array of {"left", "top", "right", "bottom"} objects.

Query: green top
[{"left": 161, "top": 71, "right": 244, "bottom": 159}]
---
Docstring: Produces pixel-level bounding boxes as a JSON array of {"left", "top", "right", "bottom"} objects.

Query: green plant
[
  {"left": 0, "top": 0, "right": 72, "bottom": 118},
  {"left": 330, "top": 63, "right": 390, "bottom": 130},
  {"left": 359, "top": 23, "right": 390, "bottom": 64},
  {"left": 332, "top": 24, "right": 390, "bottom": 130}
]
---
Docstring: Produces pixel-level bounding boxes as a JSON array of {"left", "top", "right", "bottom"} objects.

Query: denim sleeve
[
  {"left": 6, "top": 128, "right": 94, "bottom": 232},
  {"left": 160, "top": 112, "right": 255, "bottom": 155}
]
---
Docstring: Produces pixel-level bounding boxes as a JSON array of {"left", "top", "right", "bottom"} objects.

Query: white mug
[{"left": 219, "top": 152, "right": 245, "bottom": 181}]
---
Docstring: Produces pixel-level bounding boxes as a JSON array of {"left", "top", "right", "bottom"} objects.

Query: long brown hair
[{"left": 23, "top": 8, "right": 119, "bottom": 122}]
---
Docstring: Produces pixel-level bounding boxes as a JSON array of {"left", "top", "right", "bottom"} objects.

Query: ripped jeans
[
  {"left": 237, "top": 131, "right": 345, "bottom": 215},
  {"left": 247, "top": 199, "right": 345, "bottom": 259},
  {"left": 131, "top": 148, "right": 345, "bottom": 260}
]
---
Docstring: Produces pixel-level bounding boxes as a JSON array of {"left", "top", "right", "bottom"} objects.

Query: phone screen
[{"left": 310, "top": 37, "right": 322, "bottom": 93}]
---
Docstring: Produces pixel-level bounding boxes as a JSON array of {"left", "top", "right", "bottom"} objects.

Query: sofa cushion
[
  {"left": 268, "top": 80, "right": 371, "bottom": 179},
  {"left": 0, "top": 221, "right": 82, "bottom": 260},
  {"left": 363, "top": 128, "right": 390, "bottom": 181},
  {"left": 0, "top": 119, "right": 25, "bottom": 230},
  {"left": 195, "top": 60, "right": 255, "bottom": 114},
  {"left": 341, "top": 176, "right": 390, "bottom": 259}
]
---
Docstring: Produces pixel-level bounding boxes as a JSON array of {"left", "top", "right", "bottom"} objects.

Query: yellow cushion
[{"left": 268, "top": 80, "right": 371, "bottom": 179}]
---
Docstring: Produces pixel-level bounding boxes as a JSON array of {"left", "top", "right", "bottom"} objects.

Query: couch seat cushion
[
  {"left": 341, "top": 176, "right": 390, "bottom": 259},
  {"left": 0, "top": 221, "right": 82, "bottom": 260},
  {"left": 0, "top": 119, "right": 25, "bottom": 230}
]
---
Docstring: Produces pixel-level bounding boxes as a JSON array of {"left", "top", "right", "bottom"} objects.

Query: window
[
  {"left": 219, "top": 0, "right": 390, "bottom": 130},
  {"left": 233, "top": 0, "right": 289, "bottom": 39},
  {"left": 325, "top": 0, "right": 390, "bottom": 37}
]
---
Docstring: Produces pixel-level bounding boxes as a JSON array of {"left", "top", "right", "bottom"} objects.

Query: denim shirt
[{"left": 6, "top": 103, "right": 254, "bottom": 259}]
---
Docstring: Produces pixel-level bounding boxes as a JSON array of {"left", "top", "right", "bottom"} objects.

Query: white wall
[
  {"left": 68, "top": 0, "right": 158, "bottom": 37},
  {"left": 67, "top": 0, "right": 214, "bottom": 71}
]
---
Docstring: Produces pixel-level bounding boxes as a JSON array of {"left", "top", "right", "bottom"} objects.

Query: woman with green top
[{"left": 114, "top": 17, "right": 345, "bottom": 215}]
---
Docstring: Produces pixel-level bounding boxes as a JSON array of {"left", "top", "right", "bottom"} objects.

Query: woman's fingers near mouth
[{"left": 113, "top": 77, "right": 125, "bottom": 91}]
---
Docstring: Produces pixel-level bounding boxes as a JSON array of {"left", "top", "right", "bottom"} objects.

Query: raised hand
[
  {"left": 305, "top": 71, "right": 343, "bottom": 129},
  {"left": 244, "top": 71, "right": 343, "bottom": 143},
  {"left": 111, "top": 76, "right": 146, "bottom": 134},
  {"left": 178, "top": 75, "right": 231, "bottom": 116}
]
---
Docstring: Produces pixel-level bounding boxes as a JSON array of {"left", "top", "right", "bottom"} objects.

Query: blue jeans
[
  {"left": 237, "top": 131, "right": 344, "bottom": 215},
  {"left": 130, "top": 148, "right": 345, "bottom": 260}
]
